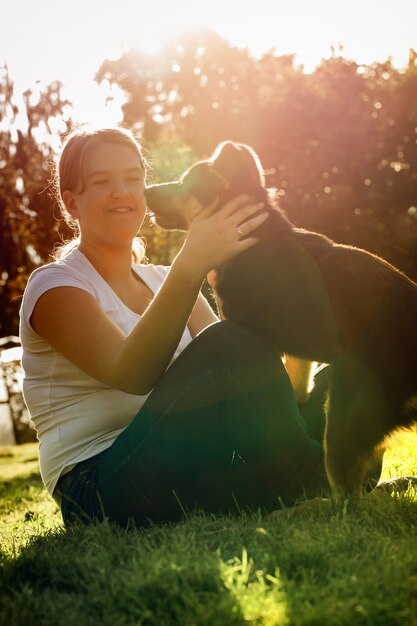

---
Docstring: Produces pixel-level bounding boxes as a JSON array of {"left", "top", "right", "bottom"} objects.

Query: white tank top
[{"left": 19, "top": 249, "right": 192, "bottom": 496}]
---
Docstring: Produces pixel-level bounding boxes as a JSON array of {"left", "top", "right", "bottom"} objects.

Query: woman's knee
[
  {"left": 188, "top": 320, "right": 289, "bottom": 393},
  {"left": 196, "top": 320, "right": 278, "bottom": 364}
]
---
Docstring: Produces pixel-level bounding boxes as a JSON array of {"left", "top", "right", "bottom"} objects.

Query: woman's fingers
[
  {"left": 234, "top": 209, "right": 269, "bottom": 239},
  {"left": 213, "top": 194, "right": 252, "bottom": 218},
  {"left": 198, "top": 194, "right": 265, "bottom": 226},
  {"left": 220, "top": 197, "right": 267, "bottom": 230},
  {"left": 180, "top": 194, "right": 269, "bottom": 278},
  {"left": 197, "top": 197, "right": 268, "bottom": 244},
  {"left": 234, "top": 235, "right": 263, "bottom": 251}
]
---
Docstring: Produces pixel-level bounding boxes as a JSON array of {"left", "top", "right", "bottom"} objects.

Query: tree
[
  {"left": 0, "top": 67, "right": 71, "bottom": 335},
  {"left": 97, "top": 36, "right": 417, "bottom": 277},
  {"left": 2, "top": 35, "right": 417, "bottom": 335}
]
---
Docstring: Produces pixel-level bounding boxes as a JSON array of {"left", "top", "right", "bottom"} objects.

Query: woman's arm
[{"left": 31, "top": 196, "right": 267, "bottom": 395}]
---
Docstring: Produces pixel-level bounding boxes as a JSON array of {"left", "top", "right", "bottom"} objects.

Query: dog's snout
[{"left": 144, "top": 181, "right": 191, "bottom": 230}]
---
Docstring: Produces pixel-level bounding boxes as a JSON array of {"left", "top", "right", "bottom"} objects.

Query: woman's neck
[{"left": 77, "top": 240, "right": 135, "bottom": 283}]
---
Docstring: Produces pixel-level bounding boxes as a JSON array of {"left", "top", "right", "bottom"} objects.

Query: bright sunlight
[{"left": 1, "top": 0, "right": 416, "bottom": 125}]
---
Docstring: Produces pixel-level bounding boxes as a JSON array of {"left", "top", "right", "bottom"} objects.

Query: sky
[{"left": 1, "top": 0, "right": 416, "bottom": 126}]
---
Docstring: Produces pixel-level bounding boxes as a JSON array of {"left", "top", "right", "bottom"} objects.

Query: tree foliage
[
  {"left": 97, "top": 30, "right": 417, "bottom": 272},
  {"left": 1, "top": 30, "right": 417, "bottom": 335},
  {"left": 0, "top": 68, "right": 71, "bottom": 334}
]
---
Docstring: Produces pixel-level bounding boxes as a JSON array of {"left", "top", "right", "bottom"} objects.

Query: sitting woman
[{"left": 20, "top": 125, "right": 332, "bottom": 527}]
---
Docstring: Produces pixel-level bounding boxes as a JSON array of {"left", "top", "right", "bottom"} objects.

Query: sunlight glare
[
  {"left": 123, "top": 32, "right": 164, "bottom": 57},
  {"left": 1, "top": 0, "right": 416, "bottom": 129}
]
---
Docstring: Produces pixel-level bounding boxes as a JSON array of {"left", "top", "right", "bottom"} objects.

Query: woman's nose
[{"left": 111, "top": 180, "right": 129, "bottom": 198}]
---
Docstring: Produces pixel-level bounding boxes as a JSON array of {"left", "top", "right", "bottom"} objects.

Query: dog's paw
[{"left": 374, "top": 476, "right": 417, "bottom": 494}]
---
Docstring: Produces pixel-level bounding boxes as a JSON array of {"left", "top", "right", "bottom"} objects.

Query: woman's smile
[{"left": 108, "top": 206, "right": 135, "bottom": 213}]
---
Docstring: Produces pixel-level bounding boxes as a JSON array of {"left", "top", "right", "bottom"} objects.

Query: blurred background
[{"left": 1, "top": 0, "right": 417, "bottom": 337}]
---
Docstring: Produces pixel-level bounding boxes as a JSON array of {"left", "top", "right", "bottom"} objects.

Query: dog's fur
[{"left": 145, "top": 141, "right": 417, "bottom": 497}]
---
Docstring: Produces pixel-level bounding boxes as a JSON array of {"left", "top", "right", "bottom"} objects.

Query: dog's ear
[{"left": 209, "top": 141, "right": 265, "bottom": 190}]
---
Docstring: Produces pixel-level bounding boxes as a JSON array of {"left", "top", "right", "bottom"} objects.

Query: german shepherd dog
[{"left": 145, "top": 141, "right": 417, "bottom": 498}]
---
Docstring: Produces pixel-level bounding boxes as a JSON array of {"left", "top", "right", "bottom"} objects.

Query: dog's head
[{"left": 145, "top": 141, "right": 268, "bottom": 230}]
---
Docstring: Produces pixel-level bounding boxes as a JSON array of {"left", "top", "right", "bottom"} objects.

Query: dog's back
[
  {"left": 216, "top": 208, "right": 417, "bottom": 415},
  {"left": 207, "top": 145, "right": 417, "bottom": 493}
]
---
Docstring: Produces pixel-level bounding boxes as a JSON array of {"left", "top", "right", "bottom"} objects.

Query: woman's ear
[{"left": 62, "top": 190, "right": 79, "bottom": 220}]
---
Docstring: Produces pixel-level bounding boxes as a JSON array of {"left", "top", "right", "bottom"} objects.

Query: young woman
[{"left": 20, "top": 126, "right": 330, "bottom": 527}]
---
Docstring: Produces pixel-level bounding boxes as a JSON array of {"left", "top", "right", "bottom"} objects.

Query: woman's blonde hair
[{"left": 51, "top": 125, "right": 147, "bottom": 261}]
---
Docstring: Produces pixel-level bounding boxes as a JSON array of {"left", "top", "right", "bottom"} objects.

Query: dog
[{"left": 145, "top": 141, "right": 417, "bottom": 498}]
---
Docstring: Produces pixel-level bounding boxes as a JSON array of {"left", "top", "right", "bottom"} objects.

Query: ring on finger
[{"left": 236, "top": 225, "right": 243, "bottom": 237}]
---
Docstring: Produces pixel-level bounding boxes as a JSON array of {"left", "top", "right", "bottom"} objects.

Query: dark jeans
[{"left": 56, "top": 321, "right": 330, "bottom": 527}]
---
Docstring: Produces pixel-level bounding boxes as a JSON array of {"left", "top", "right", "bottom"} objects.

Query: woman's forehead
[{"left": 83, "top": 141, "right": 142, "bottom": 175}]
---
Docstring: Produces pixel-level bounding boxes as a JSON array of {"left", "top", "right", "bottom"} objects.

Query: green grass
[{"left": 1, "top": 432, "right": 417, "bottom": 626}]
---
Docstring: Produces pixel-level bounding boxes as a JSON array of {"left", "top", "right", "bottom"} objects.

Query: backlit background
[
  {"left": 2, "top": 0, "right": 416, "bottom": 123},
  {"left": 1, "top": 0, "right": 416, "bottom": 335}
]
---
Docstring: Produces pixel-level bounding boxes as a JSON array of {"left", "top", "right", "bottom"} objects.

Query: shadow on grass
[
  {"left": 0, "top": 520, "right": 254, "bottom": 626},
  {"left": 0, "top": 470, "right": 43, "bottom": 506},
  {"left": 1, "top": 487, "right": 417, "bottom": 625}
]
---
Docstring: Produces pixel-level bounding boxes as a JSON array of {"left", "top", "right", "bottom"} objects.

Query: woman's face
[{"left": 64, "top": 141, "right": 146, "bottom": 250}]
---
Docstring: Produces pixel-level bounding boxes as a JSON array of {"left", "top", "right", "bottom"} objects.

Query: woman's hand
[
  {"left": 174, "top": 195, "right": 269, "bottom": 282},
  {"left": 30, "top": 196, "right": 268, "bottom": 396}
]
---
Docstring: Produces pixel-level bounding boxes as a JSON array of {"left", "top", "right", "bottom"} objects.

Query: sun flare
[{"left": 1, "top": 0, "right": 415, "bottom": 124}]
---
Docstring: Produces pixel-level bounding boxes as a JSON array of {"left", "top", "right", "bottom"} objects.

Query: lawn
[{"left": 0, "top": 431, "right": 416, "bottom": 626}]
